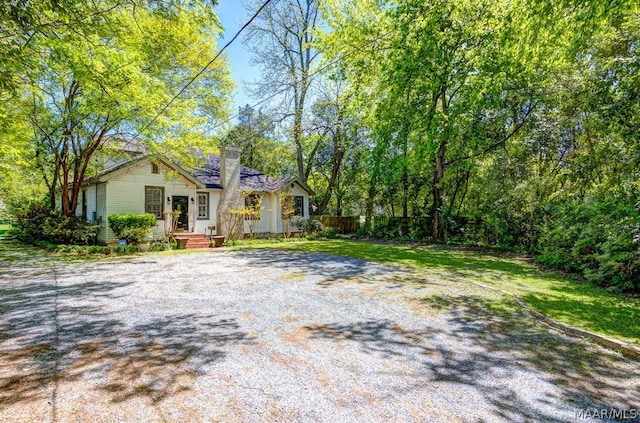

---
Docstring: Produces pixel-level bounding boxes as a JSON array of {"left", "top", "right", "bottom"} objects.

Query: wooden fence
[{"left": 310, "top": 215, "right": 360, "bottom": 234}]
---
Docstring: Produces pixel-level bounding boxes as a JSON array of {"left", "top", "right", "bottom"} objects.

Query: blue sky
[{"left": 215, "top": 1, "right": 258, "bottom": 115}]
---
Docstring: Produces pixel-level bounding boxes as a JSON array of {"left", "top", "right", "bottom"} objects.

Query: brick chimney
[{"left": 216, "top": 146, "right": 241, "bottom": 237}]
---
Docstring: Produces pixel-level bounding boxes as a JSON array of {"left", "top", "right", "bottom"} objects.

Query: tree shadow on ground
[
  {"left": 266, "top": 241, "right": 640, "bottom": 346},
  {"left": 521, "top": 289, "right": 639, "bottom": 344},
  {"left": 229, "top": 249, "right": 395, "bottom": 282},
  {"left": 269, "top": 240, "right": 547, "bottom": 279},
  {"left": 0, "top": 257, "right": 254, "bottom": 409},
  {"left": 304, "top": 295, "right": 639, "bottom": 422}
]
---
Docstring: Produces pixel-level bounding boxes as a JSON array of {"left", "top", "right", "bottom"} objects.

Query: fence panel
[{"left": 310, "top": 216, "right": 360, "bottom": 234}]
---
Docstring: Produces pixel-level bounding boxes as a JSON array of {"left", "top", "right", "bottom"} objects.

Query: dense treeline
[
  {"left": 311, "top": 0, "right": 639, "bottom": 292},
  {"left": 0, "top": 0, "right": 637, "bottom": 292}
]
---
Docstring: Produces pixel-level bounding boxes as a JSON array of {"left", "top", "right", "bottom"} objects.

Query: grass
[
  {"left": 0, "top": 223, "right": 12, "bottom": 235},
  {"left": 3, "top": 237, "right": 637, "bottom": 345},
  {"left": 249, "top": 239, "right": 639, "bottom": 345}
]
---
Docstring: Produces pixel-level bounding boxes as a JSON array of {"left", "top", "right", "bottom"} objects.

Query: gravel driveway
[{"left": 1, "top": 244, "right": 638, "bottom": 422}]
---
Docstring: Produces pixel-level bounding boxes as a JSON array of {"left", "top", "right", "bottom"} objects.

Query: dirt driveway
[{"left": 0, "top": 243, "right": 638, "bottom": 422}]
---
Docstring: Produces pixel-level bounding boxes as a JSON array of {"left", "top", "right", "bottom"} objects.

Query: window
[
  {"left": 197, "top": 192, "right": 209, "bottom": 219},
  {"left": 151, "top": 163, "right": 159, "bottom": 174},
  {"left": 145, "top": 186, "right": 164, "bottom": 219},
  {"left": 294, "top": 196, "right": 304, "bottom": 217},
  {"left": 244, "top": 194, "right": 261, "bottom": 220}
]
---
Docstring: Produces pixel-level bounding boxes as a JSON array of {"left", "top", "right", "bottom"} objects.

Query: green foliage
[
  {"left": 265, "top": 240, "right": 640, "bottom": 344},
  {"left": 222, "top": 106, "right": 293, "bottom": 177},
  {"left": 537, "top": 200, "right": 640, "bottom": 293},
  {"left": 149, "top": 241, "right": 171, "bottom": 252},
  {"left": 110, "top": 245, "right": 141, "bottom": 254},
  {"left": 321, "top": 227, "right": 338, "bottom": 239},
  {"left": 107, "top": 214, "right": 156, "bottom": 243},
  {"left": 291, "top": 216, "right": 323, "bottom": 236},
  {"left": 315, "top": 0, "right": 639, "bottom": 292},
  {"left": 15, "top": 205, "right": 99, "bottom": 245},
  {"left": 0, "top": 0, "right": 232, "bottom": 217}
]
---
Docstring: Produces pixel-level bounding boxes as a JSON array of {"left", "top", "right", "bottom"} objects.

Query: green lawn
[
  {"left": 0, "top": 223, "right": 12, "bottom": 235},
  {"left": 250, "top": 239, "right": 639, "bottom": 345}
]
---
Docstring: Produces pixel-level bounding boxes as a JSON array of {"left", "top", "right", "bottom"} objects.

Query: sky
[{"left": 215, "top": 1, "right": 260, "bottom": 116}]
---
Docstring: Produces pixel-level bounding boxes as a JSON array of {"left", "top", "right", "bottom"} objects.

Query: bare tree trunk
[
  {"left": 314, "top": 112, "right": 344, "bottom": 215},
  {"left": 245, "top": 0, "right": 320, "bottom": 183}
]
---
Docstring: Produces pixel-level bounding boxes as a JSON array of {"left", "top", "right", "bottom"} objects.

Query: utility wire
[
  {"left": 204, "top": 28, "right": 396, "bottom": 135},
  {"left": 136, "top": 0, "right": 276, "bottom": 138},
  {"left": 204, "top": 60, "right": 335, "bottom": 135}
]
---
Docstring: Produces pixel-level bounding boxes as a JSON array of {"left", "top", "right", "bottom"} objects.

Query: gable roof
[
  {"left": 84, "top": 151, "right": 314, "bottom": 195},
  {"left": 82, "top": 154, "right": 204, "bottom": 188}
]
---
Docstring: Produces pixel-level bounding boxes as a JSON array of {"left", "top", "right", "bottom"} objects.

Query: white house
[{"left": 78, "top": 146, "right": 312, "bottom": 244}]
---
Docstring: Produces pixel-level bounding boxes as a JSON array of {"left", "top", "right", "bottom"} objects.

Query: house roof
[
  {"left": 84, "top": 151, "right": 314, "bottom": 195},
  {"left": 194, "top": 153, "right": 313, "bottom": 194},
  {"left": 82, "top": 155, "right": 204, "bottom": 188}
]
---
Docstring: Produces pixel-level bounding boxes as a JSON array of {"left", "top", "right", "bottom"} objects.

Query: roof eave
[
  {"left": 286, "top": 176, "right": 315, "bottom": 196},
  {"left": 82, "top": 154, "right": 205, "bottom": 189}
]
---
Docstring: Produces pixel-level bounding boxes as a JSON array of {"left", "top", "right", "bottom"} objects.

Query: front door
[{"left": 172, "top": 196, "right": 189, "bottom": 230}]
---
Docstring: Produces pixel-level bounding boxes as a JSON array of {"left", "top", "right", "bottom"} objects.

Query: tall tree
[
  {"left": 321, "top": 0, "right": 566, "bottom": 239},
  {"left": 222, "top": 105, "right": 294, "bottom": 176},
  {"left": 244, "top": 0, "right": 321, "bottom": 182},
  {"left": 308, "top": 79, "right": 355, "bottom": 215},
  {"left": 8, "top": 0, "right": 232, "bottom": 216},
  {"left": 0, "top": 98, "right": 47, "bottom": 213}
]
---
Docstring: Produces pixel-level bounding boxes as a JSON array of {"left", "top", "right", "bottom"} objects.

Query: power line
[
  {"left": 204, "top": 60, "right": 335, "bottom": 135},
  {"left": 205, "top": 28, "right": 395, "bottom": 135},
  {"left": 136, "top": 0, "right": 277, "bottom": 139}
]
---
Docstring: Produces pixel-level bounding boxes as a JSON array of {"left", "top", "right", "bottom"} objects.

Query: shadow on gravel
[
  {"left": 305, "top": 296, "right": 639, "bottom": 422},
  {"left": 231, "top": 249, "right": 393, "bottom": 282},
  {"left": 442, "top": 296, "right": 639, "bottom": 411},
  {"left": 0, "top": 251, "right": 254, "bottom": 408}
]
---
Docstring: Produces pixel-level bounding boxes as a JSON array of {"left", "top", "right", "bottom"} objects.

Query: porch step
[
  {"left": 171, "top": 232, "right": 207, "bottom": 239},
  {"left": 173, "top": 233, "right": 211, "bottom": 249}
]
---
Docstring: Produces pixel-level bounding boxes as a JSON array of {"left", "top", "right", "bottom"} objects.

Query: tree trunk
[
  {"left": 432, "top": 140, "right": 446, "bottom": 241},
  {"left": 336, "top": 191, "right": 343, "bottom": 217},
  {"left": 364, "top": 176, "right": 376, "bottom": 231},
  {"left": 294, "top": 104, "right": 306, "bottom": 181},
  {"left": 314, "top": 113, "right": 344, "bottom": 215}
]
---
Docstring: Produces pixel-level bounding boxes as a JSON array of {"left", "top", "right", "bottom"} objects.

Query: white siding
[
  {"left": 193, "top": 189, "right": 221, "bottom": 234},
  {"left": 275, "top": 183, "right": 310, "bottom": 234},
  {"left": 104, "top": 161, "right": 197, "bottom": 243},
  {"left": 239, "top": 185, "right": 310, "bottom": 236},
  {"left": 86, "top": 186, "right": 97, "bottom": 222},
  {"left": 97, "top": 183, "right": 107, "bottom": 243},
  {"left": 74, "top": 188, "right": 96, "bottom": 219},
  {"left": 243, "top": 193, "right": 274, "bottom": 235}
]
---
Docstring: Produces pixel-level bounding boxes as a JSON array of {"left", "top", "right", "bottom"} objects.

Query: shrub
[
  {"left": 111, "top": 245, "right": 141, "bottom": 254},
  {"left": 15, "top": 205, "right": 100, "bottom": 245},
  {"left": 291, "top": 216, "right": 323, "bottom": 236},
  {"left": 536, "top": 199, "right": 640, "bottom": 293},
  {"left": 321, "top": 227, "right": 338, "bottom": 239},
  {"left": 108, "top": 214, "right": 156, "bottom": 243},
  {"left": 149, "top": 241, "right": 170, "bottom": 252}
]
